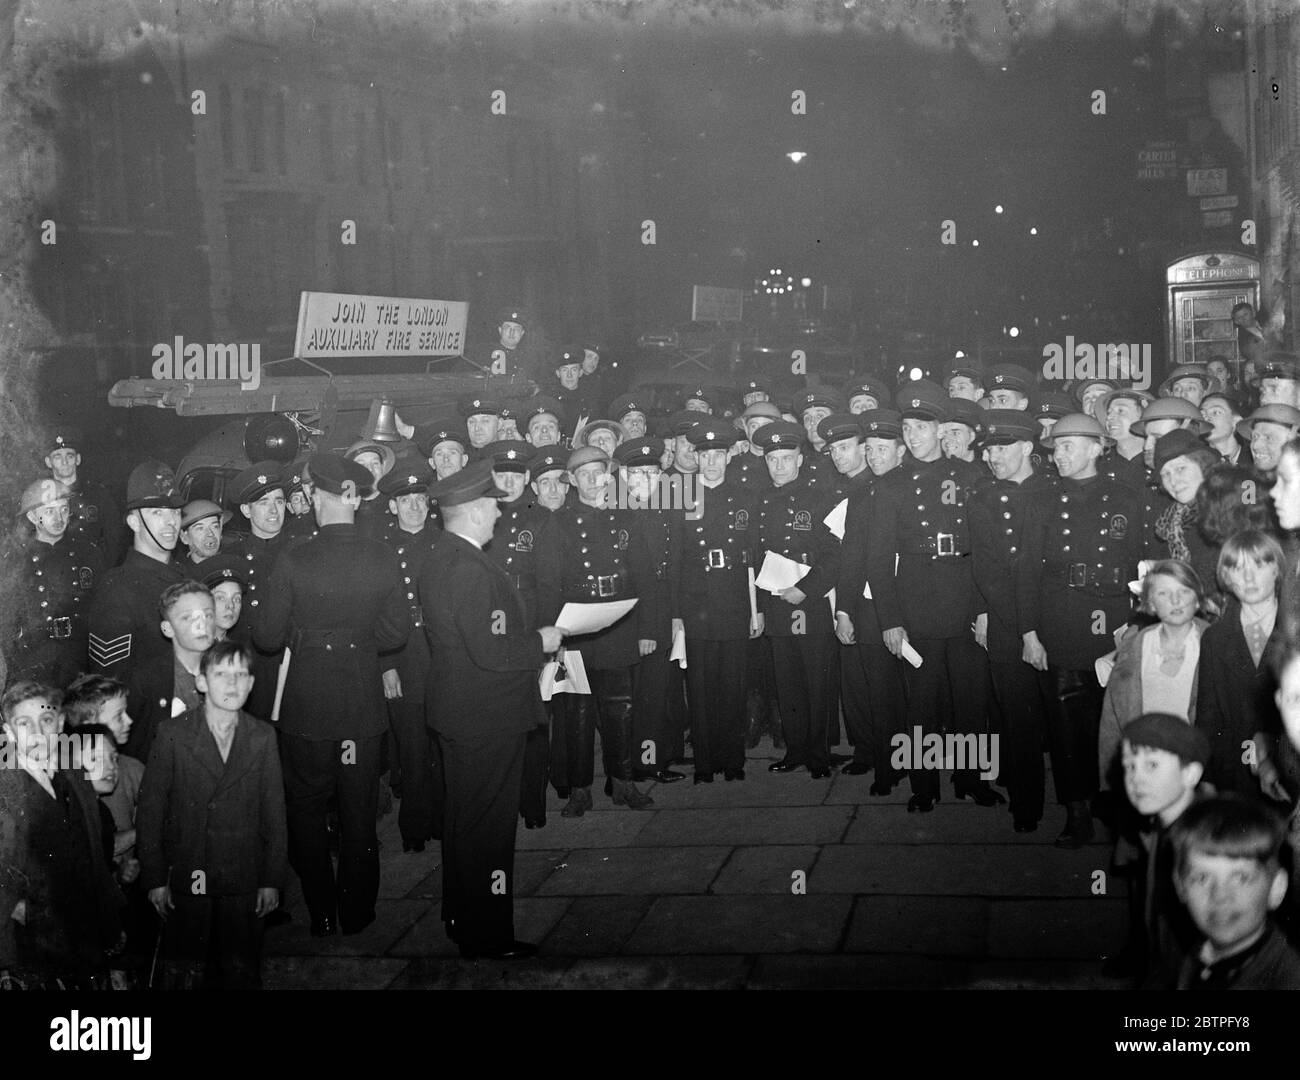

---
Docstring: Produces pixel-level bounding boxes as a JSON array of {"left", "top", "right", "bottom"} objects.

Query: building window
[
  {"left": 219, "top": 84, "right": 234, "bottom": 168},
  {"left": 245, "top": 87, "right": 265, "bottom": 173}
]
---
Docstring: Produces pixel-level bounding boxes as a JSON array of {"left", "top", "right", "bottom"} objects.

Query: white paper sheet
[
  {"left": 1095, "top": 650, "right": 1116, "bottom": 688},
  {"left": 555, "top": 599, "right": 638, "bottom": 636},
  {"left": 670, "top": 626, "right": 687, "bottom": 668},
  {"left": 900, "top": 641, "right": 924, "bottom": 669},
  {"left": 823, "top": 498, "right": 847, "bottom": 541},
  {"left": 540, "top": 648, "right": 591, "bottom": 700},
  {"left": 754, "top": 551, "right": 810, "bottom": 594}
]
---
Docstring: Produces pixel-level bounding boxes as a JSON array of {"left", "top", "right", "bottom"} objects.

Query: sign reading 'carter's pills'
[{"left": 293, "top": 292, "right": 469, "bottom": 359}]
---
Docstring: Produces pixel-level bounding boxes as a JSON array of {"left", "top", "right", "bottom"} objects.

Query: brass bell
[{"left": 365, "top": 396, "right": 401, "bottom": 442}]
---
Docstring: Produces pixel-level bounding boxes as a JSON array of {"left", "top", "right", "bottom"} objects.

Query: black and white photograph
[{"left": 2, "top": 0, "right": 1300, "bottom": 1016}]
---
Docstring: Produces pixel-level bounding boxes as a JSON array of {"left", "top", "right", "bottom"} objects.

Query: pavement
[{"left": 263, "top": 737, "right": 1129, "bottom": 990}]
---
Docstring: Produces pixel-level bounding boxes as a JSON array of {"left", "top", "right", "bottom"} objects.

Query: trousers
[
  {"left": 841, "top": 642, "right": 908, "bottom": 783},
  {"left": 551, "top": 666, "right": 634, "bottom": 786},
  {"left": 685, "top": 638, "right": 748, "bottom": 774},
  {"left": 903, "top": 636, "right": 990, "bottom": 799},
  {"left": 770, "top": 633, "right": 835, "bottom": 771},
  {"left": 989, "top": 660, "right": 1052, "bottom": 822},
  {"left": 1045, "top": 666, "right": 1104, "bottom": 803}
]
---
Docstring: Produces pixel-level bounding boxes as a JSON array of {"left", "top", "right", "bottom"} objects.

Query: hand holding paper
[
  {"left": 555, "top": 599, "right": 638, "bottom": 636},
  {"left": 755, "top": 551, "right": 810, "bottom": 594}
]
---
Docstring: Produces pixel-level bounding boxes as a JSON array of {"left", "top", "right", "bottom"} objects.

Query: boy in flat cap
[{"left": 253, "top": 453, "right": 411, "bottom": 938}]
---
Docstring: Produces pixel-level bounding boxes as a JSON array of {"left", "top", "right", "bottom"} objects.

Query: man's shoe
[
  {"left": 651, "top": 769, "right": 686, "bottom": 783},
  {"left": 524, "top": 816, "right": 546, "bottom": 829},
  {"left": 829, "top": 753, "right": 852, "bottom": 766},
  {"left": 954, "top": 780, "right": 1007, "bottom": 807},
  {"left": 809, "top": 767, "right": 832, "bottom": 780},
  {"left": 461, "top": 940, "right": 539, "bottom": 961},
  {"left": 842, "top": 761, "right": 872, "bottom": 776},
  {"left": 768, "top": 759, "right": 801, "bottom": 773},
  {"left": 402, "top": 838, "right": 426, "bottom": 853},
  {"left": 723, "top": 768, "right": 745, "bottom": 782},
  {"left": 561, "top": 790, "right": 588, "bottom": 818},
  {"left": 907, "top": 795, "right": 936, "bottom": 813},
  {"left": 693, "top": 772, "right": 714, "bottom": 785},
  {"left": 611, "top": 778, "right": 654, "bottom": 809},
  {"left": 310, "top": 916, "right": 337, "bottom": 938},
  {"left": 868, "top": 781, "right": 893, "bottom": 796}
]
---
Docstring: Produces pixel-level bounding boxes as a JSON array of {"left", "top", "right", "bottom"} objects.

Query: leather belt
[
  {"left": 291, "top": 628, "right": 376, "bottom": 651},
  {"left": 1054, "top": 563, "right": 1126, "bottom": 590},
  {"left": 572, "top": 572, "right": 626, "bottom": 599},
  {"left": 908, "top": 532, "right": 970, "bottom": 557}
]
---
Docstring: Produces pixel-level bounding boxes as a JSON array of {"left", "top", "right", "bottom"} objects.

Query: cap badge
[
  {"left": 911, "top": 399, "right": 921, "bottom": 408},
  {"left": 257, "top": 474, "right": 267, "bottom": 485}
]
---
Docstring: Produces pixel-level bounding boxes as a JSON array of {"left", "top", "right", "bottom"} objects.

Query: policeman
[
  {"left": 253, "top": 452, "right": 411, "bottom": 937},
  {"left": 420, "top": 461, "right": 564, "bottom": 960},
  {"left": 734, "top": 401, "right": 783, "bottom": 490},
  {"left": 87, "top": 460, "right": 187, "bottom": 675},
  {"left": 752, "top": 421, "right": 841, "bottom": 779},
  {"left": 941, "top": 398, "right": 983, "bottom": 463},
  {"left": 1017, "top": 413, "right": 1146, "bottom": 847},
  {"left": 678, "top": 423, "right": 760, "bottom": 781},
  {"left": 864, "top": 381, "right": 996, "bottom": 812},
  {"left": 835, "top": 409, "right": 909, "bottom": 790},
  {"left": 792, "top": 387, "right": 845, "bottom": 487},
  {"left": 10, "top": 479, "right": 104, "bottom": 685},
  {"left": 1094, "top": 388, "right": 1153, "bottom": 490},
  {"left": 482, "top": 440, "right": 559, "bottom": 827},
  {"left": 614, "top": 436, "right": 687, "bottom": 785},
  {"left": 44, "top": 425, "right": 125, "bottom": 565},
  {"left": 534, "top": 446, "right": 654, "bottom": 814},
  {"left": 969, "top": 411, "right": 1058, "bottom": 832},
  {"left": 376, "top": 459, "right": 442, "bottom": 853},
  {"left": 529, "top": 448, "right": 571, "bottom": 513},
  {"left": 985, "top": 364, "right": 1036, "bottom": 411},
  {"left": 945, "top": 362, "right": 986, "bottom": 402},
  {"left": 344, "top": 439, "right": 398, "bottom": 542},
  {"left": 418, "top": 426, "right": 471, "bottom": 482},
  {"left": 521, "top": 396, "right": 568, "bottom": 449},
  {"left": 458, "top": 395, "right": 502, "bottom": 459},
  {"left": 176, "top": 499, "right": 232, "bottom": 574},
  {"left": 607, "top": 393, "right": 651, "bottom": 441},
  {"left": 843, "top": 376, "right": 891, "bottom": 415}
]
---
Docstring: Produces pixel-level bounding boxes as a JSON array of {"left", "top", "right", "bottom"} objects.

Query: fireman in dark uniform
[
  {"left": 865, "top": 381, "right": 997, "bottom": 812},
  {"left": 843, "top": 376, "right": 890, "bottom": 415},
  {"left": 968, "top": 411, "right": 1058, "bottom": 833},
  {"left": 44, "top": 425, "right": 125, "bottom": 566},
  {"left": 1018, "top": 413, "right": 1146, "bottom": 847},
  {"left": 253, "top": 452, "right": 411, "bottom": 937},
  {"left": 792, "top": 387, "right": 845, "bottom": 488},
  {"left": 343, "top": 440, "right": 397, "bottom": 541},
  {"left": 680, "top": 422, "right": 761, "bottom": 781},
  {"left": 608, "top": 393, "right": 651, "bottom": 442},
  {"left": 549, "top": 348, "right": 587, "bottom": 429},
  {"left": 417, "top": 426, "right": 471, "bottom": 483},
  {"left": 482, "top": 440, "right": 558, "bottom": 827},
  {"left": 535, "top": 445, "right": 654, "bottom": 815},
  {"left": 529, "top": 448, "right": 571, "bottom": 513},
  {"left": 10, "top": 479, "right": 104, "bottom": 685},
  {"left": 87, "top": 460, "right": 186, "bottom": 675},
  {"left": 738, "top": 377, "right": 773, "bottom": 408},
  {"left": 752, "top": 421, "right": 842, "bottom": 778},
  {"left": 522, "top": 395, "right": 568, "bottom": 450},
  {"left": 282, "top": 458, "right": 319, "bottom": 544},
  {"left": 483, "top": 305, "right": 552, "bottom": 380},
  {"left": 459, "top": 395, "right": 502, "bottom": 462},
  {"left": 226, "top": 462, "right": 292, "bottom": 720},
  {"left": 835, "top": 409, "right": 909, "bottom": 791},
  {"left": 615, "top": 436, "right": 687, "bottom": 785},
  {"left": 376, "top": 460, "right": 442, "bottom": 852}
]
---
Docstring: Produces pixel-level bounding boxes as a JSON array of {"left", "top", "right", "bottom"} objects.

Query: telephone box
[{"left": 1165, "top": 251, "right": 1260, "bottom": 371}]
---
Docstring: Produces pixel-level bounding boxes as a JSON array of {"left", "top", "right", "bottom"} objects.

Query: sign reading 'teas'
[{"left": 293, "top": 292, "right": 468, "bottom": 358}]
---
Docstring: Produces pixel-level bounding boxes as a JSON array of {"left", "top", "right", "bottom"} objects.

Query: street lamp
[{"left": 786, "top": 151, "right": 807, "bottom": 163}]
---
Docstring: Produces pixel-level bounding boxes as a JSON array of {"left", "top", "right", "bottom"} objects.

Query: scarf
[{"left": 1155, "top": 501, "right": 1195, "bottom": 563}]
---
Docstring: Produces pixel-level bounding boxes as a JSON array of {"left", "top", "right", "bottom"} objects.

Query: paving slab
[
  {"left": 644, "top": 772, "right": 835, "bottom": 808},
  {"left": 632, "top": 805, "right": 852, "bottom": 846},
  {"left": 843, "top": 802, "right": 1058, "bottom": 845},
  {"left": 624, "top": 894, "right": 852, "bottom": 954},
  {"left": 378, "top": 846, "right": 444, "bottom": 899},
  {"left": 514, "top": 810, "right": 654, "bottom": 850},
  {"left": 708, "top": 845, "right": 823, "bottom": 894},
  {"left": 535, "top": 846, "right": 732, "bottom": 896},
  {"left": 961, "top": 959, "right": 1121, "bottom": 990},
  {"left": 387, "top": 957, "right": 574, "bottom": 990},
  {"left": 845, "top": 895, "right": 992, "bottom": 957},
  {"left": 539, "top": 895, "right": 654, "bottom": 955},
  {"left": 264, "top": 898, "right": 433, "bottom": 958},
  {"left": 263, "top": 955, "right": 413, "bottom": 990},
  {"left": 986, "top": 898, "right": 1128, "bottom": 960},
  {"left": 385, "top": 908, "right": 462, "bottom": 958},
  {"left": 556, "top": 955, "right": 754, "bottom": 989},
  {"left": 810, "top": 842, "right": 1109, "bottom": 897}
]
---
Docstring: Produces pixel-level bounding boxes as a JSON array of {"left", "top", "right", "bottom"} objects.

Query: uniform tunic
[
  {"left": 87, "top": 550, "right": 186, "bottom": 675},
  {"left": 10, "top": 533, "right": 104, "bottom": 685},
  {"left": 66, "top": 479, "right": 124, "bottom": 567}
]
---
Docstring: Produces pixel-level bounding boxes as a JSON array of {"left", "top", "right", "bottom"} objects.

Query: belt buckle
[
  {"left": 1067, "top": 562, "right": 1088, "bottom": 587},
  {"left": 597, "top": 574, "right": 616, "bottom": 598},
  {"left": 706, "top": 547, "right": 726, "bottom": 569},
  {"left": 50, "top": 616, "right": 72, "bottom": 640},
  {"left": 935, "top": 532, "right": 955, "bottom": 557}
]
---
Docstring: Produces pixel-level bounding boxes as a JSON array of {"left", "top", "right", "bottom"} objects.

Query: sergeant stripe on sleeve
[{"left": 88, "top": 632, "right": 132, "bottom": 667}]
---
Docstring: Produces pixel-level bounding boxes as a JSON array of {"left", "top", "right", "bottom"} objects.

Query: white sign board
[
  {"left": 1199, "top": 195, "right": 1238, "bottom": 211},
  {"left": 691, "top": 285, "right": 744, "bottom": 323},
  {"left": 1186, "top": 168, "right": 1228, "bottom": 197},
  {"left": 294, "top": 292, "right": 468, "bottom": 358}
]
